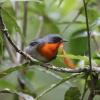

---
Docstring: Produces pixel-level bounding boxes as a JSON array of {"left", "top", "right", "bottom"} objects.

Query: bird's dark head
[
  {"left": 42, "top": 34, "right": 66, "bottom": 43},
  {"left": 29, "top": 34, "right": 67, "bottom": 46}
]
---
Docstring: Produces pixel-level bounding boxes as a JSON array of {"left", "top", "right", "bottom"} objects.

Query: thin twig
[
  {"left": 57, "top": 0, "right": 64, "bottom": 8},
  {"left": 36, "top": 67, "right": 66, "bottom": 80},
  {"left": 81, "top": 75, "right": 88, "bottom": 100},
  {"left": 58, "top": 21, "right": 85, "bottom": 25},
  {"left": 35, "top": 16, "right": 44, "bottom": 39},
  {"left": 92, "top": 36, "right": 100, "bottom": 52},
  {"left": 83, "top": 1, "right": 96, "bottom": 100},
  {"left": 0, "top": 89, "right": 35, "bottom": 99},
  {"left": 0, "top": 89, "right": 14, "bottom": 94},
  {"left": 62, "top": 10, "right": 81, "bottom": 33},
  {"left": 21, "top": 1, "right": 28, "bottom": 50},
  {"left": 36, "top": 73, "right": 81, "bottom": 100},
  {"left": 83, "top": 0, "right": 92, "bottom": 70},
  {"left": 62, "top": 0, "right": 90, "bottom": 33},
  {"left": 88, "top": 91, "right": 95, "bottom": 100},
  {"left": 3, "top": 34, "right": 17, "bottom": 63}
]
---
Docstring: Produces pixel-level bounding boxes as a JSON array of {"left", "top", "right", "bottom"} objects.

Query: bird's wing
[
  {"left": 29, "top": 38, "right": 43, "bottom": 46},
  {"left": 29, "top": 41, "right": 39, "bottom": 46}
]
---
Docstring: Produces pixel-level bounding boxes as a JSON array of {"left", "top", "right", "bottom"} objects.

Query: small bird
[{"left": 25, "top": 34, "right": 67, "bottom": 63}]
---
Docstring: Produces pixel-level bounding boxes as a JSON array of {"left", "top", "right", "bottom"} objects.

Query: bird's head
[
  {"left": 42, "top": 34, "right": 67, "bottom": 43},
  {"left": 37, "top": 34, "right": 67, "bottom": 61}
]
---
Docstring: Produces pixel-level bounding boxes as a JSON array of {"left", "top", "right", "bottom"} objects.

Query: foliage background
[{"left": 0, "top": 0, "right": 100, "bottom": 100}]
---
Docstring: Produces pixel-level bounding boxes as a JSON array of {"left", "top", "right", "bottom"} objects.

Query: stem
[
  {"left": 88, "top": 91, "right": 95, "bottom": 100},
  {"left": 83, "top": 0, "right": 92, "bottom": 70},
  {"left": 35, "top": 16, "right": 44, "bottom": 39},
  {"left": 81, "top": 76, "right": 88, "bottom": 100},
  {"left": 3, "top": 34, "right": 17, "bottom": 63},
  {"left": 57, "top": 0, "right": 64, "bottom": 8},
  {"left": 22, "top": 1, "right": 28, "bottom": 50}
]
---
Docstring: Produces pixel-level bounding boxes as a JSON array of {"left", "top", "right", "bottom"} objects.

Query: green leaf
[
  {"left": 0, "top": 62, "right": 29, "bottom": 78},
  {"left": 0, "top": 0, "right": 7, "bottom": 3},
  {"left": 0, "top": 33, "right": 4, "bottom": 61},
  {"left": 90, "top": 17, "right": 100, "bottom": 30},
  {"left": 1, "top": 4, "right": 21, "bottom": 34},
  {"left": 88, "top": 77, "right": 100, "bottom": 91},
  {"left": 95, "top": 79, "right": 100, "bottom": 90},
  {"left": 29, "top": 1, "right": 45, "bottom": 15},
  {"left": 60, "top": 0, "right": 77, "bottom": 15},
  {"left": 43, "top": 16, "right": 60, "bottom": 34},
  {"left": 36, "top": 73, "right": 81, "bottom": 100},
  {"left": 58, "top": 54, "right": 89, "bottom": 61},
  {"left": 68, "top": 29, "right": 88, "bottom": 55},
  {"left": 86, "top": 8, "right": 99, "bottom": 24},
  {"left": 0, "top": 79, "right": 16, "bottom": 90},
  {"left": 64, "top": 87, "right": 81, "bottom": 100}
]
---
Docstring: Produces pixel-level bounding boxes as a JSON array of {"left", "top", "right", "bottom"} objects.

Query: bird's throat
[{"left": 37, "top": 43, "right": 61, "bottom": 60}]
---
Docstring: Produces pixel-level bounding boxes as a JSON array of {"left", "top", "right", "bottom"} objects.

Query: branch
[
  {"left": 1, "top": 62, "right": 100, "bottom": 79},
  {"left": 41, "top": 65, "right": 100, "bottom": 73},
  {"left": 0, "top": 89, "right": 35, "bottom": 99}
]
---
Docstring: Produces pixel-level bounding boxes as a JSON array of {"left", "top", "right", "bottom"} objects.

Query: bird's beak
[{"left": 62, "top": 39, "right": 68, "bottom": 42}]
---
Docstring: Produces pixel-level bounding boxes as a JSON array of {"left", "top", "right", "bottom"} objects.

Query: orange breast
[{"left": 37, "top": 43, "right": 61, "bottom": 60}]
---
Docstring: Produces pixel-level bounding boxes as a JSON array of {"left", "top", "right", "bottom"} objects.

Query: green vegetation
[{"left": 0, "top": 0, "right": 100, "bottom": 100}]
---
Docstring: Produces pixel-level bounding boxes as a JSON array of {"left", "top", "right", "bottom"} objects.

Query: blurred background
[{"left": 0, "top": 0, "right": 100, "bottom": 100}]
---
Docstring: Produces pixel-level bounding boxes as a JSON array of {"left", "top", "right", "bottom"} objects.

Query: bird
[{"left": 25, "top": 34, "right": 67, "bottom": 63}]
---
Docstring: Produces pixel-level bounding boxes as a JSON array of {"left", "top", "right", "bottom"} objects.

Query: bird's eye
[
  {"left": 29, "top": 41, "right": 38, "bottom": 46},
  {"left": 51, "top": 37, "right": 62, "bottom": 43}
]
